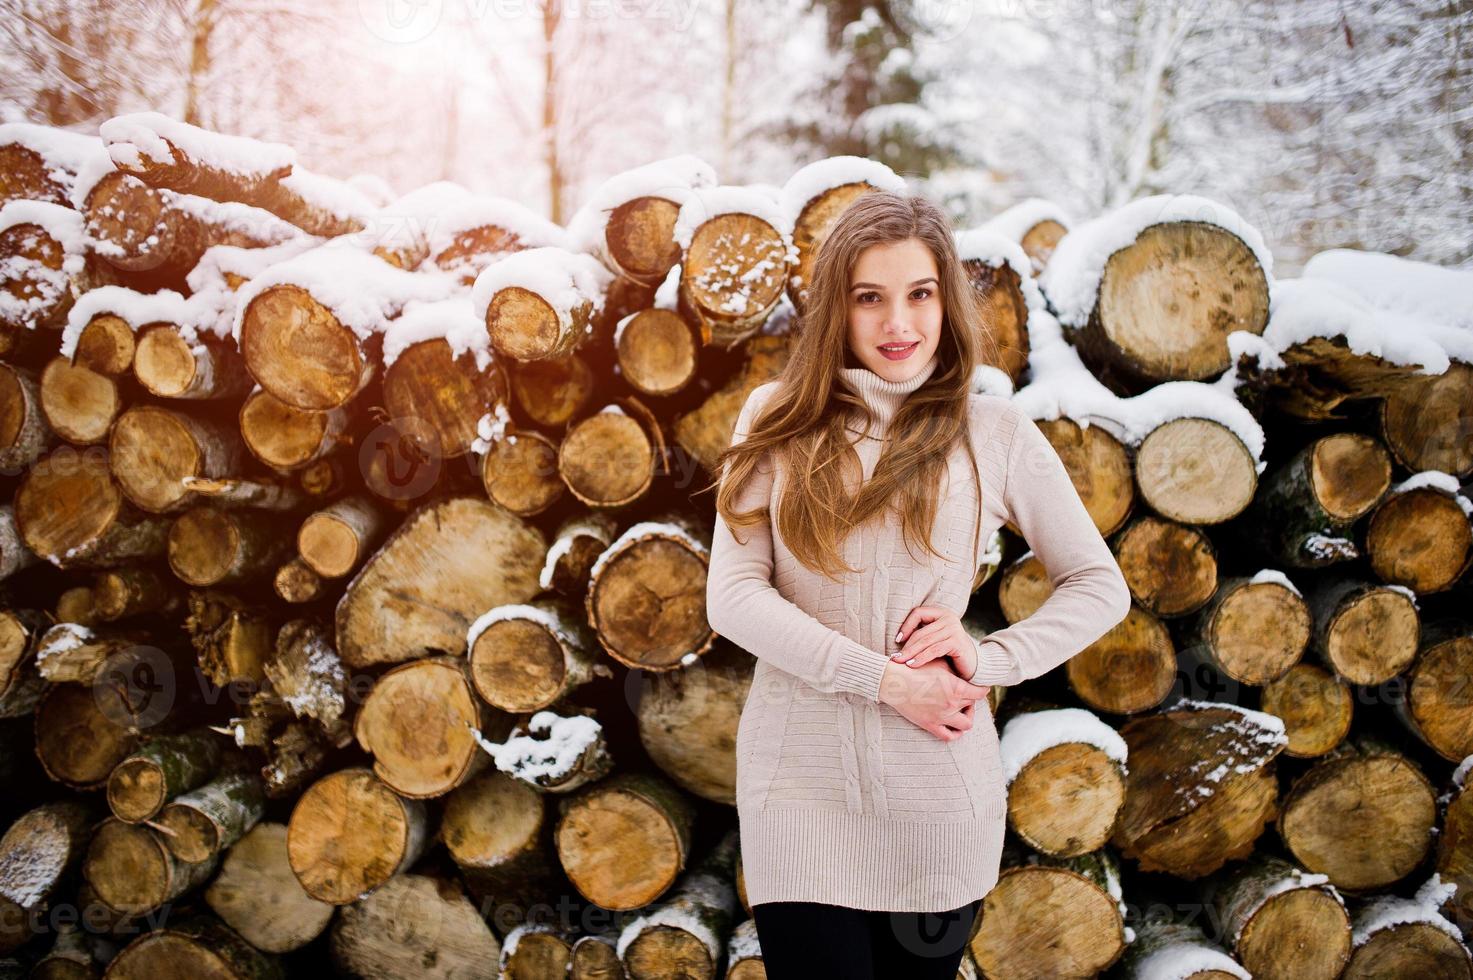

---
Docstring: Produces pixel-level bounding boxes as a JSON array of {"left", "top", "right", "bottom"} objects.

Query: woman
[{"left": 704, "top": 190, "right": 1131, "bottom": 978}]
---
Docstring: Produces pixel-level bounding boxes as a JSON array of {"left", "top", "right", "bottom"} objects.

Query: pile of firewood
[{"left": 0, "top": 112, "right": 1470, "bottom": 979}]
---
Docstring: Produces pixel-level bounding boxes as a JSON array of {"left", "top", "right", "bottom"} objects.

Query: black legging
[{"left": 751, "top": 897, "right": 981, "bottom": 979}]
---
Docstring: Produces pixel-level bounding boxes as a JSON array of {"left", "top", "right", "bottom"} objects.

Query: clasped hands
[{"left": 878, "top": 605, "right": 992, "bottom": 743}]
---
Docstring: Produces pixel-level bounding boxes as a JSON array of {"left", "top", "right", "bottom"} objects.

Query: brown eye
[{"left": 911, "top": 287, "right": 934, "bottom": 301}]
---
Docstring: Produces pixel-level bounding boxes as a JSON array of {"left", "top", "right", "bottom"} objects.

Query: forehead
[{"left": 849, "top": 237, "right": 938, "bottom": 283}]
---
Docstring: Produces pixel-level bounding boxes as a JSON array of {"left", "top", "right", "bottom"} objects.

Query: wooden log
[
  {"left": 101, "top": 912, "right": 283, "bottom": 979},
  {"left": 71, "top": 311, "right": 137, "bottom": 375},
  {"left": 330, "top": 874, "right": 501, "bottom": 978},
  {"left": 133, "top": 326, "right": 252, "bottom": 400},
  {"left": 168, "top": 505, "right": 293, "bottom": 587},
  {"left": 1437, "top": 768, "right": 1473, "bottom": 941},
  {"left": 204, "top": 822, "right": 335, "bottom": 954},
  {"left": 155, "top": 767, "right": 266, "bottom": 864},
  {"left": 958, "top": 247, "right": 1032, "bottom": 385},
  {"left": 538, "top": 512, "right": 617, "bottom": 595},
  {"left": 0, "top": 202, "right": 83, "bottom": 333},
  {"left": 724, "top": 918, "right": 763, "bottom": 980},
  {"left": 1035, "top": 416, "right": 1134, "bottom": 537},
  {"left": 0, "top": 800, "right": 95, "bottom": 955},
  {"left": 1342, "top": 876, "right": 1472, "bottom": 978},
  {"left": 272, "top": 558, "right": 323, "bottom": 604},
  {"left": 440, "top": 769, "right": 562, "bottom": 922},
  {"left": 238, "top": 386, "right": 346, "bottom": 475},
  {"left": 285, "top": 766, "right": 429, "bottom": 905},
  {"left": 53, "top": 587, "right": 98, "bottom": 627},
  {"left": 618, "top": 829, "right": 740, "bottom": 980},
  {"left": 1394, "top": 620, "right": 1473, "bottom": 763},
  {"left": 237, "top": 282, "right": 379, "bottom": 411},
  {"left": 33, "top": 683, "right": 140, "bottom": 789},
  {"left": 467, "top": 597, "right": 609, "bottom": 713},
  {"left": 1066, "top": 603, "right": 1176, "bottom": 715},
  {"left": 1380, "top": 360, "right": 1473, "bottom": 477},
  {"left": 295, "top": 495, "right": 386, "bottom": 580},
  {"left": 0, "top": 123, "right": 100, "bottom": 207},
  {"left": 1110, "top": 701, "right": 1286, "bottom": 878},
  {"left": 179, "top": 474, "right": 304, "bottom": 511},
  {"left": 585, "top": 513, "right": 713, "bottom": 670},
  {"left": 82, "top": 817, "right": 218, "bottom": 915},
  {"left": 472, "top": 708, "right": 613, "bottom": 794},
  {"left": 1111, "top": 913, "right": 1249, "bottom": 979},
  {"left": 479, "top": 425, "right": 565, "bottom": 516},
  {"left": 354, "top": 654, "right": 506, "bottom": 799},
  {"left": 261, "top": 619, "right": 350, "bottom": 743},
  {"left": 0, "top": 364, "right": 52, "bottom": 475},
  {"left": 1365, "top": 478, "right": 1473, "bottom": 593},
  {"left": 1210, "top": 851, "right": 1349, "bottom": 980},
  {"left": 92, "top": 566, "right": 180, "bottom": 621},
  {"left": 382, "top": 337, "right": 509, "bottom": 460},
  {"left": 1277, "top": 733, "right": 1438, "bottom": 892},
  {"left": 1242, "top": 432, "right": 1391, "bottom": 568},
  {"left": 1053, "top": 220, "right": 1271, "bottom": 392},
  {"left": 554, "top": 770, "right": 696, "bottom": 911},
  {"left": 475, "top": 246, "right": 611, "bottom": 361},
  {"left": 1259, "top": 662, "right": 1353, "bottom": 758},
  {"left": 109, "top": 406, "right": 242, "bottom": 513},
  {"left": 33, "top": 622, "right": 146, "bottom": 685},
  {"left": 616, "top": 308, "right": 698, "bottom": 397},
  {"left": 1113, "top": 516, "right": 1219, "bottom": 617},
  {"left": 0, "top": 608, "right": 50, "bottom": 718},
  {"left": 677, "top": 208, "right": 790, "bottom": 348},
  {"left": 1305, "top": 575, "right": 1420, "bottom": 685},
  {"left": 636, "top": 642, "right": 752, "bottom": 805},
  {"left": 1134, "top": 416, "right": 1259, "bottom": 525},
  {"left": 182, "top": 590, "right": 273, "bottom": 687},
  {"left": 1180, "top": 573, "right": 1310, "bottom": 685},
  {"left": 98, "top": 112, "right": 366, "bottom": 237},
  {"left": 572, "top": 172, "right": 690, "bottom": 287},
  {"left": 507, "top": 351, "right": 596, "bottom": 428},
  {"left": 106, "top": 727, "right": 225, "bottom": 822},
  {"left": 500, "top": 921, "right": 575, "bottom": 978},
  {"left": 334, "top": 495, "right": 543, "bottom": 669},
  {"left": 671, "top": 334, "right": 790, "bottom": 479},
  {"left": 995, "top": 705, "right": 1127, "bottom": 858},
  {"left": 37, "top": 356, "right": 120, "bottom": 446},
  {"left": 783, "top": 172, "right": 897, "bottom": 313},
  {"left": 0, "top": 507, "right": 39, "bottom": 582},
  {"left": 972, "top": 845, "right": 1128, "bottom": 977},
  {"left": 423, "top": 195, "right": 564, "bottom": 285},
  {"left": 31, "top": 922, "right": 102, "bottom": 980}
]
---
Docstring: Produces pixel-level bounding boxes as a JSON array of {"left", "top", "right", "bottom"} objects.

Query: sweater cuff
[
  {"left": 968, "top": 637, "right": 1021, "bottom": 687},
  {"left": 834, "top": 640, "right": 889, "bottom": 702}
]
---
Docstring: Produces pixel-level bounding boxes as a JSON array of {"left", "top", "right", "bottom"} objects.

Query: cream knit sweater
[{"left": 705, "top": 352, "right": 1132, "bottom": 913}]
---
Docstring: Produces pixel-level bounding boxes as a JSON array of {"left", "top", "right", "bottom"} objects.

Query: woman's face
[{"left": 845, "top": 236, "right": 943, "bottom": 381}]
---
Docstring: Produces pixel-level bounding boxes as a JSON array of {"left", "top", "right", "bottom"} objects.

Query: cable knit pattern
[{"left": 706, "top": 352, "right": 1132, "bottom": 912}]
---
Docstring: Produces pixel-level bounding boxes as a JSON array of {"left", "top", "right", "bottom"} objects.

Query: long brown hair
[{"left": 708, "top": 191, "right": 998, "bottom": 580}]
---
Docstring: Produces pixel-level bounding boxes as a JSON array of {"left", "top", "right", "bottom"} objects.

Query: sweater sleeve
[
  {"left": 968, "top": 408, "right": 1133, "bottom": 687},
  {"left": 704, "top": 386, "right": 892, "bottom": 702}
]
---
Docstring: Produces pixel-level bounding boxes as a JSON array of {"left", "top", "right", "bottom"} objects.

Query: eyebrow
[{"left": 850, "top": 277, "right": 938, "bottom": 290}]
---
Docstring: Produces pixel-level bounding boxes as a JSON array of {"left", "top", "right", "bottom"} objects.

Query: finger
[
  {"left": 894, "top": 605, "right": 941, "bottom": 645},
  {"left": 898, "top": 619, "right": 942, "bottom": 650}
]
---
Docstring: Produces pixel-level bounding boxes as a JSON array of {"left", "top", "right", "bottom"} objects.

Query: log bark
[
  {"left": 285, "top": 766, "right": 429, "bottom": 905},
  {"left": 474, "top": 708, "right": 613, "bottom": 794},
  {"left": 168, "top": 505, "right": 293, "bottom": 587},
  {"left": 1112, "top": 913, "right": 1248, "bottom": 979},
  {"left": 0, "top": 608, "right": 49, "bottom": 719},
  {"left": 295, "top": 494, "right": 385, "bottom": 580},
  {"left": 133, "top": 326, "right": 252, "bottom": 400},
  {"left": 105, "top": 726, "right": 225, "bottom": 822},
  {"left": 155, "top": 766, "right": 266, "bottom": 863},
  {"left": 330, "top": 874, "right": 502, "bottom": 978},
  {"left": 0, "top": 363, "right": 52, "bottom": 475},
  {"left": 537, "top": 512, "right": 617, "bottom": 596},
  {"left": 100, "top": 912, "right": 282, "bottom": 979},
  {"left": 0, "top": 800, "right": 95, "bottom": 955},
  {"left": 92, "top": 566, "right": 181, "bottom": 621},
  {"left": 554, "top": 770, "right": 696, "bottom": 911}
]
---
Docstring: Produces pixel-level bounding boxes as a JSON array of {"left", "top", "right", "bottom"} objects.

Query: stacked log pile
[{"left": 0, "top": 114, "right": 1469, "bottom": 979}]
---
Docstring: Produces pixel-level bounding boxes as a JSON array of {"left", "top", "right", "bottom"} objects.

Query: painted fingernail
[
  {"left": 905, "top": 658, "right": 916, "bottom": 666},
  {"left": 895, "top": 630, "right": 902, "bottom": 642}
]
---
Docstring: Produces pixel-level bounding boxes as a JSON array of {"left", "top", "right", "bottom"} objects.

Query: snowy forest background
[{"left": 1, "top": 0, "right": 1469, "bottom": 275}]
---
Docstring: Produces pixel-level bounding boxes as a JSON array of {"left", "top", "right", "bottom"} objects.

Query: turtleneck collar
[{"left": 838, "top": 352, "right": 940, "bottom": 434}]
